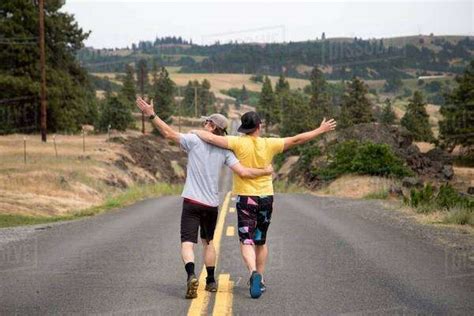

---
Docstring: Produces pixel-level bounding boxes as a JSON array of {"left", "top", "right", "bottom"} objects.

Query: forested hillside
[{"left": 77, "top": 35, "right": 473, "bottom": 80}]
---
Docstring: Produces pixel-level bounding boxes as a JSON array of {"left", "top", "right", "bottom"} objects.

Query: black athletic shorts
[
  {"left": 236, "top": 195, "right": 274, "bottom": 245},
  {"left": 181, "top": 199, "right": 218, "bottom": 244}
]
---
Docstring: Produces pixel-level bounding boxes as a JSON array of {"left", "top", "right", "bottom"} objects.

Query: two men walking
[
  {"left": 136, "top": 97, "right": 336, "bottom": 299},
  {"left": 192, "top": 111, "right": 336, "bottom": 298}
]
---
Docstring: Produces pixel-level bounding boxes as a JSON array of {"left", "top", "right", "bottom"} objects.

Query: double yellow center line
[{"left": 187, "top": 191, "right": 234, "bottom": 316}]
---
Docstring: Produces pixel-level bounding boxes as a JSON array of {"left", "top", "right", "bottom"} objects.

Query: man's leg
[
  {"left": 181, "top": 241, "right": 195, "bottom": 267},
  {"left": 202, "top": 239, "right": 217, "bottom": 291},
  {"left": 237, "top": 195, "right": 262, "bottom": 298},
  {"left": 202, "top": 239, "right": 216, "bottom": 267},
  {"left": 181, "top": 200, "right": 200, "bottom": 299},
  {"left": 255, "top": 244, "right": 268, "bottom": 274},
  {"left": 236, "top": 196, "right": 258, "bottom": 273},
  {"left": 255, "top": 196, "right": 273, "bottom": 292},
  {"left": 241, "top": 244, "right": 257, "bottom": 272},
  {"left": 200, "top": 206, "right": 219, "bottom": 292}
]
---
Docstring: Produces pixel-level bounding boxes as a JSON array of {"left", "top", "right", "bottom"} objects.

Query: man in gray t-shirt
[
  {"left": 180, "top": 133, "right": 238, "bottom": 206},
  {"left": 137, "top": 97, "right": 272, "bottom": 299}
]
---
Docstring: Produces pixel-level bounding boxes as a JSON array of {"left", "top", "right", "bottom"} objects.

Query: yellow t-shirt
[{"left": 227, "top": 135, "right": 285, "bottom": 196}]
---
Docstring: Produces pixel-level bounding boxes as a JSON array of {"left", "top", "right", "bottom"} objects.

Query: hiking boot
[
  {"left": 205, "top": 280, "right": 217, "bottom": 292},
  {"left": 185, "top": 275, "right": 199, "bottom": 299}
]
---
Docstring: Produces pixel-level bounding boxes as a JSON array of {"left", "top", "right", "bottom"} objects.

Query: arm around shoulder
[{"left": 192, "top": 130, "right": 230, "bottom": 149}]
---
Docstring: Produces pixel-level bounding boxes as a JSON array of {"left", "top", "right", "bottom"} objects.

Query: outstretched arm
[
  {"left": 283, "top": 117, "right": 337, "bottom": 151},
  {"left": 191, "top": 130, "right": 229, "bottom": 149},
  {"left": 230, "top": 163, "right": 273, "bottom": 179},
  {"left": 136, "top": 97, "right": 180, "bottom": 143}
]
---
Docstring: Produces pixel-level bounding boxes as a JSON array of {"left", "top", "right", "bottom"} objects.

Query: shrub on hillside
[
  {"left": 312, "top": 140, "right": 413, "bottom": 180},
  {"left": 351, "top": 142, "right": 413, "bottom": 177}
]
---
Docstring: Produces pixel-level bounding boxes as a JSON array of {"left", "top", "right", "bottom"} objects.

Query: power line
[{"left": 0, "top": 96, "right": 36, "bottom": 105}]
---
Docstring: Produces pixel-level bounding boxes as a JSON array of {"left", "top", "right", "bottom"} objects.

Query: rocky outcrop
[{"left": 286, "top": 123, "right": 455, "bottom": 189}]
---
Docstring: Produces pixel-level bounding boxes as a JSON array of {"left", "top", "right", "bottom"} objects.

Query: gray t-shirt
[{"left": 179, "top": 133, "right": 239, "bottom": 207}]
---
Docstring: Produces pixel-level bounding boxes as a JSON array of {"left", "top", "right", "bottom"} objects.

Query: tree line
[
  {"left": 78, "top": 36, "right": 474, "bottom": 80},
  {"left": 258, "top": 61, "right": 474, "bottom": 153},
  {"left": 96, "top": 58, "right": 220, "bottom": 133}
]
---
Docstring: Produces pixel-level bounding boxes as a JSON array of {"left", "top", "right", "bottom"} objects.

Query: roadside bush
[
  {"left": 404, "top": 183, "right": 474, "bottom": 217},
  {"left": 436, "top": 183, "right": 468, "bottom": 210},
  {"left": 404, "top": 183, "right": 436, "bottom": 212}
]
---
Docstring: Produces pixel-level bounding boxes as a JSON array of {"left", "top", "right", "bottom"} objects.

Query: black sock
[
  {"left": 185, "top": 262, "right": 195, "bottom": 279},
  {"left": 206, "top": 266, "right": 215, "bottom": 283}
]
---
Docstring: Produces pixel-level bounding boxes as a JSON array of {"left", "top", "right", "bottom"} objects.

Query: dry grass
[
  {"left": 92, "top": 72, "right": 309, "bottom": 93},
  {"left": 396, "top": 206, "right": 474, "bottom": 235},
  {"left": 452, "top": 166, "right": 474, "bottom": 195},
  {"left": 313, "top": 174, "right": 396, "bottom": 199},
  {"left": 0, "top": 131, "right": 157, "bottom": 217}
]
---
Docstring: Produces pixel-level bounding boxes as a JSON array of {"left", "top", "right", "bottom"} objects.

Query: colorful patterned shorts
[{"left": 236, "top": 195, "right": 274, "bottom": 245}]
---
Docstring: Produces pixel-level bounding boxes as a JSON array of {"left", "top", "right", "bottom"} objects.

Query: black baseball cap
[{"left": 237, "top": 111, "right": 262, "bottom": 134}]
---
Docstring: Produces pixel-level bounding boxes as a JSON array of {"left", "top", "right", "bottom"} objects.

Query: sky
[{"left": 62, "top": 0, "right": 473, "bottom": 49}]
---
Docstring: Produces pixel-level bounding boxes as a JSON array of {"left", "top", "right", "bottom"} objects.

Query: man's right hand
[
  {"left": 318, "top": 117, "right": 337, "bottom": 133},
  {"left": 263, "top": 164, "right": 274, "bottom": 175},
  {"left": 136, "top": 97, "right": 155, "bottom": 117}
]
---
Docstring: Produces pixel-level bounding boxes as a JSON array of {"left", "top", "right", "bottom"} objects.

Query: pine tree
[
  {"left": 0, "top": 0, "right": 95, "bottom": 134},
  {"left": 98, "top": 95, "right": 134, "bottom": 132},
  {"left": 439, "top": 60, "right": 474, "bottom": 152},
  {"left": 258, "top": 76, "right": 276, "bottom": 132},
  {"left": 340, "top": 77, "right": 374, "bottom": 127},
  {"left": 275, "top": 74, "right": 290, "bottom": 95},
  {"left": 200, "top": 79, "right": 213, "bottom": 116},
  {"left": 121, "top": 64, "right": 136, "bottom": 108},
  {"left": 308, "top": 66, "right": 332, "bottom": 125},
  {"left": 280, "top": 91, "right": 312, "bottom": 137},
  {"left": 401, "top": 91, "right": 435, "bottom": 142},
  {"left": 182, "top": 80, "right": 200, "bottom": 117},
  {"left": 241, "top": 85, "right": 249, "bottom": 104},
  {"left": 380, "top": 98, "right": 397, "bottom": 124},
  {"left": 153, "top": 67, "right": 175, "bottom": 124},
  {"left": 136, "top": 59, "right": 149, "bottom": 95},
  {"left": 274, "top": 74, "right": 290, "bottom": 124},
  {"left": 151, "top": 60, "right": 159, "bottom": 86}
]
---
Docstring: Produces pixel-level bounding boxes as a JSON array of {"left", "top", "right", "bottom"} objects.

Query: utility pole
[
  {"left": 194, "top": 86, "right": 198, "bottom": 117},
  {"left": 39, "top": 0, "right": 47, "bottom": 142},
  {"left": 177, "top": 87, "right": 181, "bottom": 132},
  {"left": 139, "top": 63, "right": 145, "bottom": 134}
]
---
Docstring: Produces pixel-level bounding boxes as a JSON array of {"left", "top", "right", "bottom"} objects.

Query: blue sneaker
[{"left": 249, "top": 271, "right": 262, "bottom": 299}]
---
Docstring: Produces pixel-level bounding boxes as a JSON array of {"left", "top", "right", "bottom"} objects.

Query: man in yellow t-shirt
[{"left": 192, "top": 111, "right": 336, "bottom": 299}]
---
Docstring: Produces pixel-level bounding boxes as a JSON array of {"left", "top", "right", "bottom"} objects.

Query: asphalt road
[{"left": 1, "top": 168, "right": 473, "bottom": 315}]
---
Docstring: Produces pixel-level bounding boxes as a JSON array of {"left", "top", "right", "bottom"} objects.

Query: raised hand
[
  {"left": 318, "top": 117, "right": 337, "bottom": 133},
  {"left": 136, "top": 97, "right": 155, "bottom": 116}
]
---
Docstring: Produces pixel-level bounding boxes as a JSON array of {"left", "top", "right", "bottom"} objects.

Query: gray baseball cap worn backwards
[{"left": 201, "top": 114, "right": 228, "bottom": 134}]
